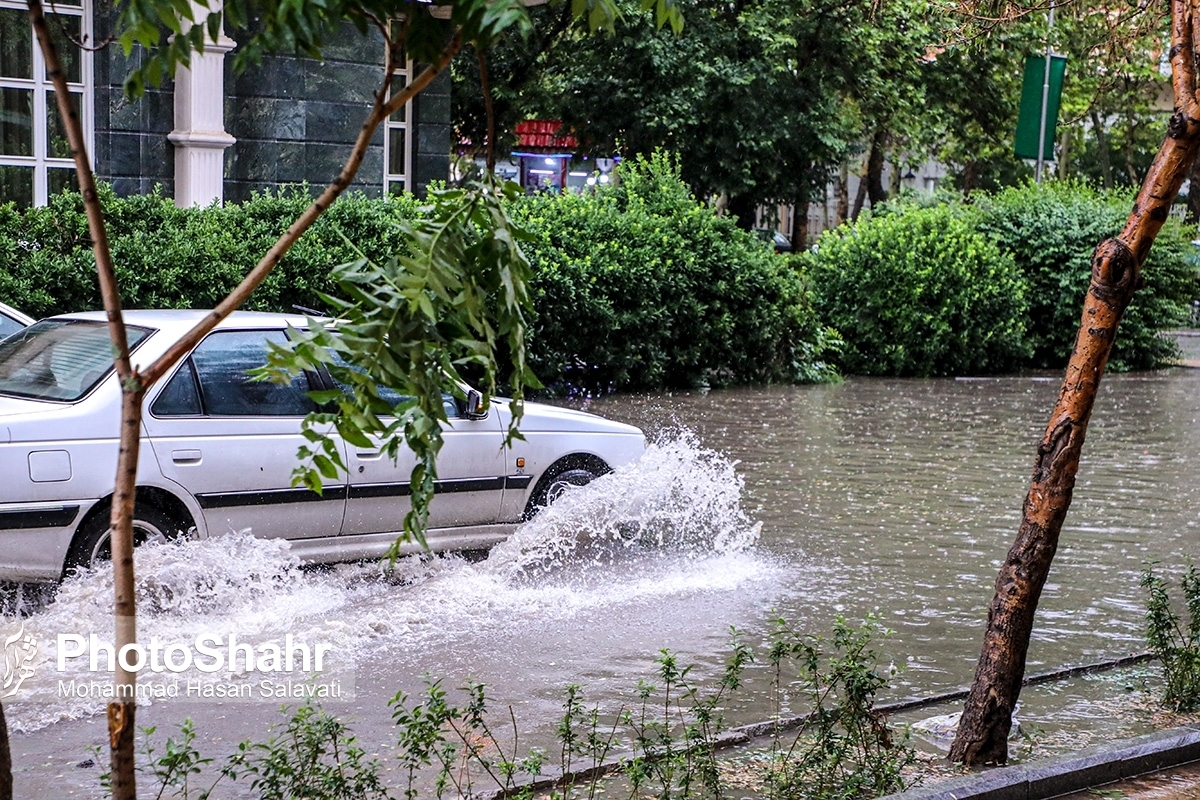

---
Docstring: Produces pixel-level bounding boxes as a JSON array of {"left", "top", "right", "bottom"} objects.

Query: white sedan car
[
  {"left": 0, "top": 310, "right": 645, "bottom": 582},
  {"left": 0, "top": 302, "right": 34, "bottom": 340}
]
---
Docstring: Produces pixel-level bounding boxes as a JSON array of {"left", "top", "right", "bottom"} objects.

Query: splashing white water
[
  {"left": 486, "top": 430, "right": 760, "bottom": 576},
  {"left": 5, "top": 429, "right": 773, "bottom": 733}
]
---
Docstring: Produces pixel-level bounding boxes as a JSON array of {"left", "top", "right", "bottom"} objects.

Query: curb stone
[{"left": 880, "top": 724, "right": 1200, "bottom": 800}]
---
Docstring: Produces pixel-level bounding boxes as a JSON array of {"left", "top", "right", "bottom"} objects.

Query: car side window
[
  {"left": 151, "top": 360, "right": 202, "bottom": 416},
  {"left": 324, "top": 350, "right": 462, "bottom": 418},
  {"left": 191, "top": 330, "right": 316, "bottom": 417}
]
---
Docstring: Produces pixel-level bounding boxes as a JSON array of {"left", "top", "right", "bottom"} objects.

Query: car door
[
  {"left": 143, "top": 329, "right": 347, "bottom": 541},
  {"left": 341, "top": 394, "right": 508, "bottom": 536}
]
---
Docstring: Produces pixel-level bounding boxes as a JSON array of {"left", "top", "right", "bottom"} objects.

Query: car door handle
[
  {"left": 355, "top": 451, "right": 383, "bottom": 460},
  {"left": 172, "top": 449, "right": 203, "bottom": 465}
]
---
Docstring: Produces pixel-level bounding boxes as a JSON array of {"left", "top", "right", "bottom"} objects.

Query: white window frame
[
  {"left": 0, "top": 0, "right": 93, "bottom": 207},
  {"left": 383, "top": 56, "right": 413, "bottom": 196}
]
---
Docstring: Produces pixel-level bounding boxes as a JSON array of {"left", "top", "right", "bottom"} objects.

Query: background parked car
[
  {"left": 0, "top": 310, "right": 645, "bottom": 582},
  {"left": 0, "top": 302, "right": 33, "bottom": 340}
]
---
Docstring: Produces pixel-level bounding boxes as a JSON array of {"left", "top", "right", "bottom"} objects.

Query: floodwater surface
[{"left": 5, "top": 369, "right": 1200, "bottom": 795}]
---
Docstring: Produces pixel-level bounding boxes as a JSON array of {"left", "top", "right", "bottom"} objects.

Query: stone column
[{"left": 168, "top": 4, "right": 236, "bottom": 207}]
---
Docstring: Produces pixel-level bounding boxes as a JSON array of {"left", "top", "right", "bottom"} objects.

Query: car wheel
[
  {"left": 523, "top": 461, "right": 606, "bottom": 520},
  {"left": 65, "top": 505, "right": 181, "bottom": 574}
]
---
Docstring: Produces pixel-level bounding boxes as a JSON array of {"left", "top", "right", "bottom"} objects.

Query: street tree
[
  {"left": 3, "top": 0, "right": 681, "bottom": 797},
  {"left": 948, "top": 0, "right": 1199, "bottom": 765}
]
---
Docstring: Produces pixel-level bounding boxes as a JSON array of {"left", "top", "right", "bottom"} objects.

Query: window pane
[
  {"left": 387, "top": 180, "right": 406, "bottom": 197},
  {"left": 0, "top": 87, "right": 33, "bottom": 156},
  {"left": 152, "top": 361, "right": 203, "bottom": 416},
  {"left": 47, "top": 14, "right": 81, "bottom": 84},
  {"left": 0, "top": 10, "right": 32, "bottom": 78},
  {"left": 46, "top": 92, "right": 80, "bottom": 158},
  {"left": 47, "top": 167, "right": 78, "bottom": 197},
  {"left": 0, "top": 313, "right": 26, "bottom": 340},
  {"left": 192, "top": 330, "right": 316, "bottom": 417},
  {"left": 388, "top": 127, "right": 406, "bottom": 176},
  {"left": 388, "top": 75, "right": 407, "bottom": 122},
  {"left": 0, "top": 164, "right": 33, "bottom": 207}
]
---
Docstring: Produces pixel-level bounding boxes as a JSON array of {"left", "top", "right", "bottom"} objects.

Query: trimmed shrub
[
  {"left": 1, "top": 166, "right": 836, "bottom": 392},
  {"left": 805, "top": 204, "right": 1029, "bottom": 377},
  {"left": 0, "top": 185, "right": 420, "bottom": 319},
  {"left": 512, "top": 153, "right": 840, "bottom": 391},
  {"left": 971, "top": 181, "right": 1195, "bottom": 371}
]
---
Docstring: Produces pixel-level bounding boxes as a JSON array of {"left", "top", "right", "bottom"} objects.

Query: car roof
[{"left": 46, "top": 309, "right": 317, "bottom": 337}]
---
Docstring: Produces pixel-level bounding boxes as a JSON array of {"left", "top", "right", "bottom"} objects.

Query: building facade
[{"left": 1, "top": 0, "right": 450, "bottom": 208}]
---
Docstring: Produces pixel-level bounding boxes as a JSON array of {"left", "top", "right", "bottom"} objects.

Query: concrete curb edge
[{"left": 881, "top": 724, "right": 1200, "bottom": 800}]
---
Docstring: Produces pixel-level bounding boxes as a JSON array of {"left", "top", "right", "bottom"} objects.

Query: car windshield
[{"left": 0, "top": 320, "right": 151, "bottom": 402}]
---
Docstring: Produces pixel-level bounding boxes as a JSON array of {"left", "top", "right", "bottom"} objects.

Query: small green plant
[
  {"left": 225, "top": 703, "right": 389, "bottom": 800},
  {"left": 1141, "top": 560, "right": 1200, "bottom": 712},
  {"left": 763, "top": 616, "right": 915, "bottom": 800},
  {"left": 129, "top": 620, "right": 906, "bottom": 800},
  {"left": 621, "top": 640, "right": 752, "bottom": 800},
  {"left": 140, "top": 719, "right": 214, "bottom": 800}
]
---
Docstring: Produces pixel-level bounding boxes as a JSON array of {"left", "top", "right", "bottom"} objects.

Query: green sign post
[{"left": 1014, "top": 54, "right": 1067, "bottom": 163}]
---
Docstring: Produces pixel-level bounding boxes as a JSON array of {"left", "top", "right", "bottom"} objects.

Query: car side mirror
[{"left": 465, "top": 388, "right": 489, "bottom": 420}]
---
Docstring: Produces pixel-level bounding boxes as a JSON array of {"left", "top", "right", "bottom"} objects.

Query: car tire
[
  {"left": 522, "top": 460, "right": 607, "bottom": 520},
  {"left": 64, "top": 504, "right": 181, "bottom": 575}
]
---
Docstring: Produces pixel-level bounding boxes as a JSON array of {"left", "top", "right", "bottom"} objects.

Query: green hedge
[
  {"left": 805, "top": 204, "right": 1030, "bottom": 377},
  {"left": 970, "top": 181, "right": 1196, "bottom": 371},
  {"left": 0, "top": 164, "right": 837, "bottom": 391},
  {"left": 805, "top": 182, "right": 1197, "bottom": 376},
  {"left": 0, "top": 185, "right": 419, "bottom": 320},
  {"left": 513, "top": 153, "right": 839, "bottom": 391}
]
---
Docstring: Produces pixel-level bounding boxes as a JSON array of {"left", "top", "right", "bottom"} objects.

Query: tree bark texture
[
  {"left": 949, "top": 37, "right": 1200, "bottom": 761},
  {"left": 1, "top": 700, "right": 11, "bottom": 800}
]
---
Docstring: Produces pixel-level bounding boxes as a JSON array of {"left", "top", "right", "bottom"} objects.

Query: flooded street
[{"left": 6, "top": 368, "right": 1200, "bottom": 795}]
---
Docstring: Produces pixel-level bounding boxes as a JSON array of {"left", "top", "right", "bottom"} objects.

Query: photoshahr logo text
[
  {"left": 2, "top": 620, "right": 38, "bottom": 699},
  {"left": 57, "top": 633, "right": 332, "bottom": 674}
]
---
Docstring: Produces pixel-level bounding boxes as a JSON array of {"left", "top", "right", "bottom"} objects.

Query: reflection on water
[
  {"left": 580, "top": 369, "right": 1200, "bottom": 719},
  {"left": 7, "top": 369, "right": 1200, "bottom": 792}
]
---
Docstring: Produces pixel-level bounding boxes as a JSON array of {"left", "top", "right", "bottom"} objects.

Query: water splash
[
  {"left": 5, "top": 429, "right": 771, "bottom": 733},
  {"left": 486, "top": 430, "right": 761, "bottom": 577}
]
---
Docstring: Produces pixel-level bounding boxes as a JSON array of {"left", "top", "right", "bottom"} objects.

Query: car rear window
[{"left": 0, "top": 320, "right": 150, "bottom": 402}]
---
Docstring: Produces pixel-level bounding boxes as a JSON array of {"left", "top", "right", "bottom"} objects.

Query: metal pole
[{"left": 1036, "top": 3, "right": 1056, "bottom": 183}]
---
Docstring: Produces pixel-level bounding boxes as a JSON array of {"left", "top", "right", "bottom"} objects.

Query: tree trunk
[
  {"left": 962, "top": 160, "right": 978, "bottom": 200},
  {"left": 1058, "top": 125, "right": 1073, "bottom": 180},
  {"left": 949, "top": 98, "right": 1200, "bottom": 764},
  {"left": 1124, "top": 111, "right": 1140, "bottom": 184},
  {"left": 865, "top": 128, "right": 888, "bottom": 207},
  {"left": 726, "top": 193, "right": 757, "bottom": 231},
  {"left": 791, "top": 199, "right": 809, "bottom": 250},
  {"left": 835, "top": 163, "right": 850, "bottom": 225},
  {"left": 1092, "top": 110, "right": 1113, "bottom": 190},
  {"left": 1, "top": 700, "right": 11, "bottom": 800}
]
